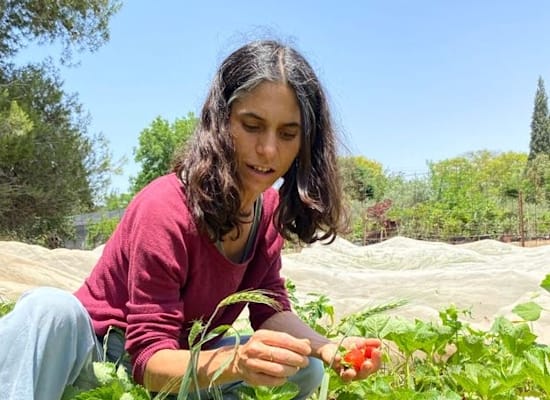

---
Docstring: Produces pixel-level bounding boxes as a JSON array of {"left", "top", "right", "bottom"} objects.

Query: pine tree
[{"left": 528, "top": 76, "right": 550, "bottom": 161}]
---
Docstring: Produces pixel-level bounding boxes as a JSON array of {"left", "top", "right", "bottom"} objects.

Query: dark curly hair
[{"left": 173, "top": 39, "right": 346, "bottom": 244}]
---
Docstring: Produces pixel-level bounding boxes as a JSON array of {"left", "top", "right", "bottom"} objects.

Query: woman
[{"left": 0, "top": 39, "right": 381, "bottom": 400}]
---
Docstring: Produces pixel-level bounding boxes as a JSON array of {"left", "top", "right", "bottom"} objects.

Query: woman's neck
[{"left": 239, "top": 192, "right": 260, "bottom": 217}]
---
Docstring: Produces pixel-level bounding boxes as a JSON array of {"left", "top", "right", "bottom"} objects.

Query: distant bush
[{"left": 85, "top": 216, "right": 120, "bottom": 249}]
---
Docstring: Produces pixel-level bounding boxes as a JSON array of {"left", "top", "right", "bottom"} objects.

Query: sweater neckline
[{"left": 215, "top": 194, "right": 263, "bottom": 263}]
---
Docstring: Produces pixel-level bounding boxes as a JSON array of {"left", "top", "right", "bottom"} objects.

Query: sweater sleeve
[{"left": 122, "top": 183, "right": 190, "bottom": 384}]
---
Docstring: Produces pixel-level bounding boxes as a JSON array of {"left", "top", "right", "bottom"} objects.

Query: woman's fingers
[
  {"left": 263, "top": 343, "right": 309, "bottom": 369},
  {"left": 255, "top": 329, "right": 312, "bottom": 356},
  {"left": 234, "top": 330, "right": 309, "bottom": 386}
]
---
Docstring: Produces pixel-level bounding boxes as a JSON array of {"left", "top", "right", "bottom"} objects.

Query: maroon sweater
[{"left": 74, "top": 173, "right": 291, "bottom": 384}]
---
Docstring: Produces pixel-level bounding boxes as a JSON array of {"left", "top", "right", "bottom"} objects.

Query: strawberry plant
[
  {"left": 0, "top": 298, "right": 14, "bottom": 317},
  {"left": 1, "top": 275, "right": 549, "bottom": 399}
]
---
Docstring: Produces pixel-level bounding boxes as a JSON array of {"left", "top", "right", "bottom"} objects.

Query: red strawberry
[
  {"left": 364, "top": 344, "right": 375, "bottom": 359},
  {"left": 343, "top": 348, "right": 365, "bottom": 372}
]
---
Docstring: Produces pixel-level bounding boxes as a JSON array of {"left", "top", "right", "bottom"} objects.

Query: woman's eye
[
  {"left": 281, "top": 132, "right": 298, "bottom": 140},
  {"left": 243, "top": 123, "right": 260, "bottom": 132}
]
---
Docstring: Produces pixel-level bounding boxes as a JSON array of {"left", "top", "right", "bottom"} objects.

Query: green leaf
[
  {"left": 318, "top": 370, "right": 330, "bottom": 400},
  {"left": 360, "top": 314, "right": 391, "bottom": 338},
  {"left": 492, "top": 317, "right": 537, "bottom": 354},
  {"left": 524, "top": 346, "right": 550, "bottom": 392},
  {"left": 61, "top": 386, "right": 83, "bottom": 400},
  {"left": 92, "top": 361, "right": 116, "bottom": 385},
  {"left": 512, "top": 301, "right": 543, "bottom": 321},
  {"left": 197, "top": 324, "right": 233, "bottom": 347},
  {"left": 236, "top": 382, "right": 299, "bottom": 400},
  {"left": 541, "top": 274, "right": 550, "bottom": 292},
  {"left": 72, "top": 381, "right": 125, "bottom": 399},
  {"left": 0, "top": 300, "right": 15, "bottom": 317},
  {"left": 188, "top": 320, "right": 204, "bottom": 347}
]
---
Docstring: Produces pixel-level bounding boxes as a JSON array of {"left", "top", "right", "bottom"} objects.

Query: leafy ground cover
[{"left": 1, "top": 275, "right": 549, "bottom": 399}]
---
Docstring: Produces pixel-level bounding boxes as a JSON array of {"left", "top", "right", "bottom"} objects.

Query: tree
[
  {"left": 423, "top": 151, "right": 531, "bottom": 239},
  {"left": 0, "top": 1, "right": 121, "bottom": 243},
  {"left": 338, "top": 156, "right": 387, "bottom": 202},
  {"left": 528, "top": 77, "right": 550, "bottom": 161},
  {"left": 524, "top": 153, "right": 550, "bottom": 204},
  {"left": 131, "top": 113, "right": 197, "bottom": 194},
  {"left": 0, "top": 63, "right": 118, "bottom": 241},
  {"left": 0, "top": 0, "right": 121, "bottom": 63}
]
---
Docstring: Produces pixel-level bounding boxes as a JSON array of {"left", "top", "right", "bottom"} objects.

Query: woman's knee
[
  {"left": 17, "top": 287, "right": 90, "bottom": 331},
  {"left": 290, "top": 356, "right": 324, "bottom": 398}
]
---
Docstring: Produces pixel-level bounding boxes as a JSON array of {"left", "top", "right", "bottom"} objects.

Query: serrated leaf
[
  {"left": 61, "top": 385, "right": 83, "bottom": 400},
  {"left": 72, "top": 381, "right": 125, "bottom": 399},
  {"left": 92, "top": 361, "right": 116, "bottom": 385},
  {"left": 116, "top": 364, "right": 131, "bottom": 382},
  {"left": 238, "top": 382, "right": 299, "bottom": 400},
  {"left": 360, "top": 314, "right": 391, "bottom": 338}
]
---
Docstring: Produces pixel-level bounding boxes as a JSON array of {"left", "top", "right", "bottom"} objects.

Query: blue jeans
[
  {"left": 0, "top": 287, "right": 102, "bottom": 400},
  {"left": 0, "top": 287, "right": 324, "bottom": 400}
]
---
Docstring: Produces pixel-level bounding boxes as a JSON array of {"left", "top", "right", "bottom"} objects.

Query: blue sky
[{"left": 18, "top": 1, "right": 550, "bottom": 193}]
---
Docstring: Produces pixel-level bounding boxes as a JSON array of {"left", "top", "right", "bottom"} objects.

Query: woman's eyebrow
[
  {"left": 239, "top": 111, "right": 301, "bottom": 128},
  {"left": 239, "top": 111, "right": 264, "bottom": 121}
]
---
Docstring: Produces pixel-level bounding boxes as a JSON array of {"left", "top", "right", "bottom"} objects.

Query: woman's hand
[
  {"left": 231, "top": 329, "right": 311, "bottom": 387},
  {"left": 318, "top": 337, "right": 382, "bottom": 382}
]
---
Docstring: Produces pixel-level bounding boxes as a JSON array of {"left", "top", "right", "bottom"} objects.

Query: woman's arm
[
  {"left": 143, "top": 327, "right": 312, "bottom": 393},
  {"left": 143, "top": 346, "right": 239, "bottom": 393}
]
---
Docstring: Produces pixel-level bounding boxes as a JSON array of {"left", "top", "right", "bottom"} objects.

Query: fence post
[{"left": 518, "top": 191, "right": 525, "bottom": 247}]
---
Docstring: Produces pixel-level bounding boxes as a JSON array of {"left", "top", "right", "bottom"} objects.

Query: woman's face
[{"left": 230, "top": 81, "right": 302, "bottom": 206}]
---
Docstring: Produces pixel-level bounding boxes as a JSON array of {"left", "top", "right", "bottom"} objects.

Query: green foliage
[
  {"left": 0, "top": 299, "right": 15, "bottom": 317},
  {"left": 528, "top": 77, "right": 550, "bottom": 161},
  {"left": 131, "top": 114, "right": 197, "bottom": 194},
  {"left": 338, "top": 150, "right": 550, "bottom": 243},
  {"left": 339, "top": 156, "right": 388, "bottom": 202},
  {"left": 0, "top": 0, "right": 121, "bottom": 243},
  {"left": 85, "top": 216, "right": 119, "bottom": 248},
  {"left": 63, "top": 361, "right": 150, "bottom": 400},
  {"left": 0, "top": 64, "right": 119, "bottom": 242},
  {"left": 6, "top": 274, "right": 549, "bottom": 399},
  {"left": 102, "top": 191, "right": 133, "bottom": 211},
  {"left": 0, "top": 98, "right": 34, "bottom": 137},
  {"left": 237, "top": 382, "right": 300, "bottom": 399},
  {"left": 376, "top": 150, "right": 548, "bottom": 241},
  {"left": 524, "top": 153, "right": 550, "bottom": 203},
  {"left": 0, "top": 0, "right": 122, "bottom": 63},
  {"left": 176, "top": 289, "right": 280, "bottom": 400},
  {"left": 338, "top": 156, "right": 395, "bottom": 244},
  {"left": 289, "top": 275, "right": 550, "bottom": 399}
]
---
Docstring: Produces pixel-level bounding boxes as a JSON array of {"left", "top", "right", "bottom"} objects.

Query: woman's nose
[{"left": 256, "top": 132, "right": 277, "bottom": 159}]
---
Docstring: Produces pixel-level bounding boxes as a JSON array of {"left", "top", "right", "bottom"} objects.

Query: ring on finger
[{"left": 269, "top": 349, "right": 274, "bottom": 362}]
